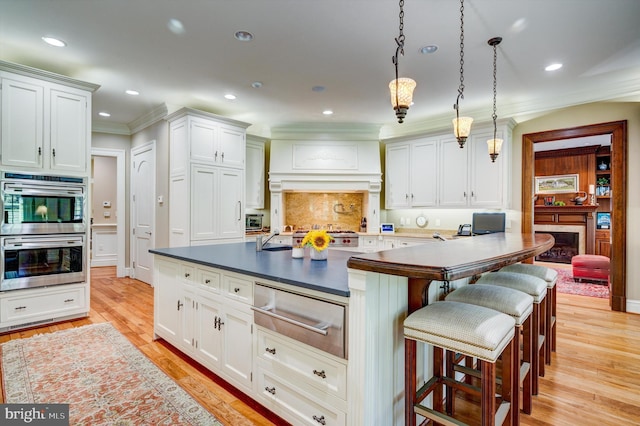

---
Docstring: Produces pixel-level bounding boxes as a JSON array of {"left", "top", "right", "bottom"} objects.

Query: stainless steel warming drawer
[{"left": 252, "top": 283, "right": 347, "bottom": 359}]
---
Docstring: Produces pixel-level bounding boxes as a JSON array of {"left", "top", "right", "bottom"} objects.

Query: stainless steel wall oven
[
  {"left": 1, "top": 234, "right": 87, "bottom": 291},
  {"left": 1, "top": 172, "right": 87, "bottom": 235}
]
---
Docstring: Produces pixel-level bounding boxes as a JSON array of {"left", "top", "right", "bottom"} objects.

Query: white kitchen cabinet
[
  {"left": 167, "top": 108, "right": 250, "bottom": 247},
  {"left": 385, "top": 138, "right": 439, "bottom": 209},
  {"left": 0, "top": 66, "right": 96, "bottom": 174},
  {"left": 245, "top": 137, "right": 266, "bottom": 209},
  {"left": 439, "top": 137, "right": 470, "bottom": 207}
]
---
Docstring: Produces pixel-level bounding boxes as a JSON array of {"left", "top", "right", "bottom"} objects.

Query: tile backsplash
[{"left": 284, "top": 192, "right": 364, "bottom": 231}]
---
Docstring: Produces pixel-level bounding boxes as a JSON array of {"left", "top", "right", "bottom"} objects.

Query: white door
[{"left": 131, "top": 142, "right": 156, "bottom": 284}]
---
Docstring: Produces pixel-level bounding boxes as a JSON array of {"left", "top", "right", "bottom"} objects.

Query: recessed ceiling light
[
  {"left": 125, "top": 90, "right": 140, "bottom": 96},
  {"left": 251, "top": 81, "right": 263, "bottom": 89},
  {"left": 167, "top": 18, "right": 186, "bottom": 35},
  {"left": 234, "top": 31, "right": 253, "bottom": 41},
  {"left": 419, "top": 45, "right": 438, "bottom": 54},
  {"left": 42, "top": 36, "right": 66, "bottom": 47},
  {"left": 224, "top": 94, "right": 237, "bottom": 100},
  {"left": 322, "top": 110, "right": 333, "bottom": 116},
  {"left": 545, "top": 63, "right": 563, "bottom": 71},
  {"left": 98, "top": 112, "right": 111, "bottom": 117}
]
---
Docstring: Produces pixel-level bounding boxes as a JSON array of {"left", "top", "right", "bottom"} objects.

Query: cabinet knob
[
  {"left": 313, "top": 369, "right": 326, "bottom": 379},
  {"left": 265, "top": 347, "right": 276, "bottom": 355},
  {"left": 265, "top": 386, "right": 276, "bottom": 395},
  {"left": 184, "top": 272, "right": 190, "bottom": 278},
  {"left": 205, "top": 279, "right": 211, "bottom": 284},
  {"left": 52, "top": 148, "right": 56, "bottom": 157},
  {"left": 234, "top": 287, "right": 240, "bottom": 293},
  {"left": 312, "top": 415, "right": 326, "bottom": 425},
  {"left": 14, "top": 306, "right": 27, "bottom": 310}
]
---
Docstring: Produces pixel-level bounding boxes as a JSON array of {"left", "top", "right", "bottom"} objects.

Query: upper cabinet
[
  {"left": 166, "top": 108, "right": 250, "bottom": 247},
  {"left": 245, "top": 136, "right": 266, "bottom": 209},
  {"left": 0, "top": 61, "right": 98, "bottom": 175},
  {"left": 385, "top": 121, "right": 513, "bottom": 210}
]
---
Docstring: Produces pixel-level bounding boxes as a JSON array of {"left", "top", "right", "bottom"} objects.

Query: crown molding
[
  {"left": 270, "top": 122, "right": 382, "bottom": 141},
  {"left": 0, "top": 60, "right": 100, "bottom": 92}
]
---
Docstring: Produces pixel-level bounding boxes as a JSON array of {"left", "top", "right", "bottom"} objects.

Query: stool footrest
[{"left": 414, "top": 404, "right": 468, "bottom": 426}]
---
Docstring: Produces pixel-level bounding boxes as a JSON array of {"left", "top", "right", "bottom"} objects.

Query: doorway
[{"left": 522, "top": 121, "right": 627, "bottom": 311}]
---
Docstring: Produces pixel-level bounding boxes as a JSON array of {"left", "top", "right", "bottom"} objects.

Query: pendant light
[
  {"left": 452, "top": 0, "right": 472, "bottom": 147},
  {"left": 487, "top": 36, "right": 503, "bottom": 162},
  {"left": 389, "top": 0, "right": 416, "bottom": 124}
]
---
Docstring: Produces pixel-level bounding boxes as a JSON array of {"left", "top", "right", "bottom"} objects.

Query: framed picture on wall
[{"left": 534, "top": 174, "right": 579, "bottom": 194}]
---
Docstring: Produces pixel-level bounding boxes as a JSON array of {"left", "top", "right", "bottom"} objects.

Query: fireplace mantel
[{"left": 534, "top": 205, "right": 598, "bottom": 254}]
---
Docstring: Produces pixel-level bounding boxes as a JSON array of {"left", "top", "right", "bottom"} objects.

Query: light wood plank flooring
[{"left": 2, "top": 267, "right": 640, "bottom": 425}]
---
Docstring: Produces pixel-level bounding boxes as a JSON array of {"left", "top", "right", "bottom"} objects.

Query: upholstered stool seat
[
  {"left": 501, "top": 263, "right": 559, "bottom": 363},
  {"left": 404, "top": 301, "right": 516, "bottom": 426},
  {"left": 446, "top": 284, "right": 535, "bottom": 422},
  {"left": 476, "top": 271, "right": 547, "bottom": 395},
  {"left": 572, "top": 254, "right": 610, "bottom": 283}
]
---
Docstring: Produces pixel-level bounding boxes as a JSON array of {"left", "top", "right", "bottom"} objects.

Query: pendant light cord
[
  {"left": 455, "top": 0, "right": 465, "bottom": 115},
  {"left": 392, "top": 0, "right": 406, "bottom": 109}
]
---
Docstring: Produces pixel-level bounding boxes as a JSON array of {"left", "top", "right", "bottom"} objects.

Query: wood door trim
[{"left": 522, "top": 121, "right": 627, "bottom": 311}]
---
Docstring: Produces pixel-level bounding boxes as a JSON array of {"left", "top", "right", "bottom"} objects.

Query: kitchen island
[{"left": 150, "top": 233, "right": 554, "bottom": 425}]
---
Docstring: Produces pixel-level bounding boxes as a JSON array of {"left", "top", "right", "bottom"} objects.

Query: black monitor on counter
[{"left": 472, "top": 212, "right": 506, "bottom": 235}]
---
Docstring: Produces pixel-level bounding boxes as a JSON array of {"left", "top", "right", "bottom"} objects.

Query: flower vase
[
  {"left": 292, "top": 247, "right": 305, "bottom": 259},
  {"left": 310, "top": 248, "right": 328, "bottom": 261}
]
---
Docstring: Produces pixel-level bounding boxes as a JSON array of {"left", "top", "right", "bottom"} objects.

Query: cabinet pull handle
[
  {"left": 184, "top": 272, "right": 190, "bottom": 278},
  {"left": 237, "top": 201, "right": 242, "bottom": 221},
  {"left": 177, "top": 300, "right": 183, "bottom": 311},
  {"left": 215, "top": 151, "right": 218, "bottom": 161},
  {"left": 234, "top": 287, "right": 240, "bottom": 293},
  {"left": 313, "top": 369, "right": 326, "bottom": 379},
  {"left": 265, "top": 386, "right": 276, "bottom": 395},
  {"left": 215, "top": 316, "right": 224, "bottom": 330},
  {"left": 63, "top": 299, "right": 74, "bottom": 303},
  {"left": 15, "top": 306, "right": 27, "bottom": 310},
  {"left": 265, "top": 347, "right": 276, "bottom": 355},
  {"left": 312, "top": 415, "right": 326, "bottom": 425},
  {"left": 221, "top": 152, "right": 225, "bottom": 162},
  {"left": 464, "top": 191, "right": 467, "bottom": 198},
  {"left": 38, "top": 147, "right": 42, "bottom": 156},
  {"left": 52, "top": 148, "right": 56, "bottom": 157},
  {"left": 405, "top": 193, "right": 409, "bottom": 200}
]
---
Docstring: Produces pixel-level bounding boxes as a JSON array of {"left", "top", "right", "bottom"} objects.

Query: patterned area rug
[
  {"left": 1, "top": 323, "right": 222, "bottom": 425},
  {"left": 555, "top": 267, "right": 610, "bottom": 298}
]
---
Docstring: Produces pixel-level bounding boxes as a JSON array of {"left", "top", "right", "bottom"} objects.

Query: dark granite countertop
[{"left": 150, "top": 242, "right": 358, "bottom": 297}]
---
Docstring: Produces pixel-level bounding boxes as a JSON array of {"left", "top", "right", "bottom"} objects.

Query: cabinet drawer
[
  {"left": 1, "top": 285, "right": 87, "bottom": 323},
  {"left": 180, "top": 264, "right": 196, "bottom": 283},
  {"left": 224, "top": 274, "right": 253, "bottom": 304},
  {"left": 198, "top": 268, "right": 221, "bottom": 294},
  {"left": 257, "top": 365, "right": 346, "bottom": 426},
  {"left": 257, "top": 329, "right": 347, "bottom": 400}
]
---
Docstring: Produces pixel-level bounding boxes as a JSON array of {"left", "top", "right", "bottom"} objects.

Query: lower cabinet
[{"left": 0, "top": 283, "right": 89, "bottom": 332}]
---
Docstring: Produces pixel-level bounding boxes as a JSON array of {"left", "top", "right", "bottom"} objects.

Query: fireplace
[{"left": 535, "top": 231, "right": 579, "bottom": 264}]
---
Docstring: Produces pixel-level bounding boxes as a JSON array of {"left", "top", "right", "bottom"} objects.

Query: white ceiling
[{"left": 1, "top": 0, "right": 639, "bottom": 137}]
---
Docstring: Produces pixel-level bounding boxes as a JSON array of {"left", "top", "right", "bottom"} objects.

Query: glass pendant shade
[
  {"left": 487, "top": 138, "right": 503, "bottom": 162},
  {"left": 389, "top": 78, "right": 416, "bottom": 123},
  {"left": 452, "top": 116, "right": 473, "bottom": 139}
]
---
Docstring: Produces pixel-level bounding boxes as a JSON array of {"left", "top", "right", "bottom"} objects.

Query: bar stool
[
  {"left": 501, "top": 263, "right": 558, "bottom": 364},
  {"left": 446, "top": 284, "right": 534, "bottom": 424},
  {"left": 404, "top": 300, "right": 516, "bottom": 426},
  {"left": 475, "top": 271, "right": 547, "bottom": 395}
]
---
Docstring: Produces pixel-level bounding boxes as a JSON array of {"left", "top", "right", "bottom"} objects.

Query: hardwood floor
[{"left": 2, "top": 267, "right": 640, "bottom": 425}]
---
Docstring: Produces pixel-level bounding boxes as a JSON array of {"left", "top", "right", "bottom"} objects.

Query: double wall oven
[{"left": 1, "top": 172, "right": 88, "bottom": 291}]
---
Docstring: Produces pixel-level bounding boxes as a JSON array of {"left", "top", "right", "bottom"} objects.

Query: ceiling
[{"left": 1, "top": 0, "right": 639, "bottom": 137}]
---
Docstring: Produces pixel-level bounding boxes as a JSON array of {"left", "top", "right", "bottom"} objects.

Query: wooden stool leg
[
  {"left": 538, "top": 298, "right": 547, "bottom": 377},
  {"left": 522, "top": 316, "right": 533, "bottom": 415},
  {"left": 531, "top": 304, "right": 540, "bottom": 395},
  {"left": 445, "top": 350, "right": 456, "bottom": 416},
  {"left": 512, "top": 326, "right": 521, "bottom": 426},
  {"left": 545, "top": 286, "right": 554, "bottom": 365},
  {"left": 405, "top": 338, "right": 417, "bottom": 426},
  {"left": 481, "top": 360, "right": 497, "bottom": 426}
]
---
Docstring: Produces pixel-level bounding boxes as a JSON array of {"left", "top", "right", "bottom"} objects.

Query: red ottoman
[{"left": 571, "top": 254, "right": 610, "bottom": 283}]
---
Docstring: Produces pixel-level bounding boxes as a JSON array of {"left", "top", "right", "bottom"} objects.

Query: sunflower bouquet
[{"left": 300, "top": 229, "right": 333, "bottom": 251}]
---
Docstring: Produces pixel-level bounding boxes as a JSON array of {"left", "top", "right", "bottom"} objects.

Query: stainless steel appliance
[
  {"left": 245, "top": 213, "right": 264, "bottom": 231},
  {"left": 292, "top": 230, "right": 359, "bottom": 248},
  {"left": 252, "top": 283, "right": 347, "bottom": 359},
  {"left": 1, "top": 172, "right": 87, "bottom": 235},
  {"left": 1, "top": 234, "right": 86, "bottom": 291}
]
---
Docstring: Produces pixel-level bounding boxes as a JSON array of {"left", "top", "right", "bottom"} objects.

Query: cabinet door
[
  {"left": 190, "top": 118, "right": 218, "bottom": 164},
  {"left": 439, "top": 137, "right": 469, "bottom": 206},
  {"left": 49, "top": 89, "right": 87, "bottom": 172},
  {"left": 196, "top": 292, "right": 223, "bottom": 369},
  {"left": 410, "top": 140, "right": 438, "bottom": 207},
  {"left": 1, "top": 77, "right": 44, "bottom": 169},
  {"left": 245, "top": 140, "right": 265, "bottom": 209},
  {"left": 169, "top": 174, "right": 189, "bottom": 247},
  {"left": 218, "top": 169, "right": 244, "bottom": 238},
  {"left": 219, "top": 125, "right": 245, "bottom": 169},
  {"left": 469, "top": 130, "right": 503, "bottom": 207},
  {"left": 222, "top": 307, "right": 253, "bottom": 389},
  {"left": 154, "top": 259, "right": 182, "bottom": 346},
  {"left": 385, "top": 144, "right": 411, "bottom": 209},
  {"left": 191, "top": 165, "right": 218, "bottom": 240},
  {"left": 181, "top": 285, "right": 197, "bottom": 353},
  {"left": 169, "top": 118, "right": 189, "bottom": 176}
]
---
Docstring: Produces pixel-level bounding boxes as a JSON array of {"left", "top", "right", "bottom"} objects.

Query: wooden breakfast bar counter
[{"left": 345, "top": 232, "right": 554, "bottom": 425}]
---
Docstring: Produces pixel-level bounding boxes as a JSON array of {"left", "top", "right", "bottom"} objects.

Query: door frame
[
  {"left": 91, "top": 147, "right": 126, "bottom": 277},
  {"left": 522, "top": 121, "right": 627, "bottom": 311},
  {"left": 130, "top": 140, "right": 156, "bottom": 283}
]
